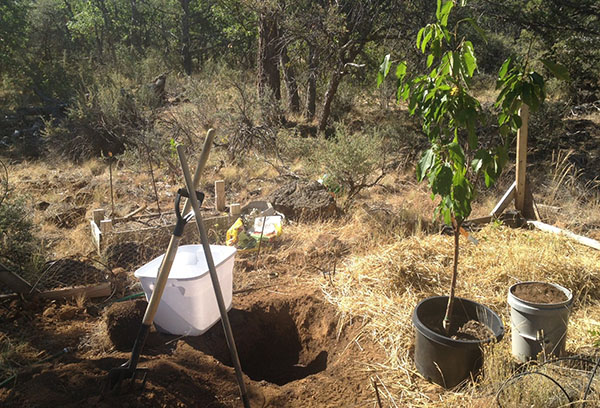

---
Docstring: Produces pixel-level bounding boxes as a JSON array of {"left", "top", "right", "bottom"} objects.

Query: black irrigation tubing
[
  {"left": 495, "top": 371, "right": 572, "bottom": 408},
  {"left": 495, "top": 354, "right": 600, "bottom": 407},
  {"left": 582, "top": 355, "right": 600, "bottom": 408}
]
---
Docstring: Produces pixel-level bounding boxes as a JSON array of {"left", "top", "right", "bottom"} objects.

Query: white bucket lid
[{"left": 134, "top": 244, "right": 236, "bottom": 280}]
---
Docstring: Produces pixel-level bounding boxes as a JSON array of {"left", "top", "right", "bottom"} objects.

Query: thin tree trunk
[
  {"left": 257, "top": 11, "right": 281, "bottom": 102},
  {"left": 94, "top": 0, "right": 114, "bottom": 59},
  {"left": 443, "top": 217, "right": 461, "bottom": 334},
  {"left": 180, "top": 0, "right": 192, "bottom": 75},
  {"left": 280, "top": 45, "right": 300, "bottom": 113},
  {"left": 130, "top": 0, "right": 143, "bottom": 54},
  {"left": 305, "top": 44, "right": 317, "bottom": 121},
  {"left": 318, "top": 68, "right": 343, "bottom": 131},
  {"left": 318, "top": 43, "right": 362, "bottom": 131}
]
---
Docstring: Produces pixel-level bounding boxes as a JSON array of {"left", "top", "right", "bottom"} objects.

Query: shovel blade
[{"left": 103, "top": 365, "right": 148, "bottom": 395}]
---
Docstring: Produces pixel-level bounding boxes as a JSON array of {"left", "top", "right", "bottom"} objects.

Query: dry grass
[
  {"left": 321, "top": 222, "right": 600, "bottom": 407},
  {"left": 531, "top": 149, "right": 600, "bottom": 240},
  {"left": 3, "top": 92, "right": 600, "bottom": 406}
]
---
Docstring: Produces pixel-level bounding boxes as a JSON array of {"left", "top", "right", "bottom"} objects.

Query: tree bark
[
  {"left": 93, "top": 0, "right": 114, "bottom": 59},
  {"left": 318, "top": 68, "right": 342, "bottom": 131},
  {"left": 318, "top": 43, "right": 362, "bottom": 131},
  {"left": 280, "top": 44, "right": 300, "bottom": 113},
  {"left": 257, "top": 11, "right": 281, "bottom": 102},
  {"left": 180, "top": 0, "right": 192, "bottom": 75},
  {"left": 130, "top": 0, "right": 143, "bottom": 54},
  {"left": 305, "top": 44, "right": 317, "bottom": 121},
  {"left": 443, "top": 217, "right": 461, "bottom": 334}
]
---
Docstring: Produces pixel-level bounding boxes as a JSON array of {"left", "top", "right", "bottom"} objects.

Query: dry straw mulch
[{"left": 323, "top": 224, "right": 600, "bottom": 407}]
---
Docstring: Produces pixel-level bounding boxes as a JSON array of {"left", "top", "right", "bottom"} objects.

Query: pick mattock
[
  {"left": 103, "top": 129, "right": 248, "bottom": 405},
  {"left": 177, "top": 144, "right": 250, "bottom": 407}
]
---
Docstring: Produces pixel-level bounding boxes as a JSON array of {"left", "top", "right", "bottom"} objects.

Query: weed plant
[{"left": 0, "top": 195, "right": 44, "bottom": 282}]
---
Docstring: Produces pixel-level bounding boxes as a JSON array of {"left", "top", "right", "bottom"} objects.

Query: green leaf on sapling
[
  {"left": 448, "top": 141, "right": 465, "bottom": 168},
  {"left": 436, "top": 0, "right": 442, "bottom": 19},
  {"left": 463, "top": 17, "right": 487, "bottom": 42},
  {"left": 431, "top": 164, "right": 453, "bottom": 196},
  {"left": 427, "top": 53, "right": 435, "bottom": 68},
  {"left": 498, "top": 57, "right": 511, "bottom": 80},
  {"left": 521, "top": 82, "right": 539, "bottom": 111},
  {"left": 439, "top": 0, "right": 454, "bottom": 26},
  {"left": 417, "top": 148, "right": 436, "bottom": 182},
  {"left": 462, "top": 41, "right": 477, "bottom": 77},
  {"left": 396, "top": 61, "right": 407, "bottom": 80},
  {"left": 540, "top": 59, "right": 570, "bottom": 81},
  {"left": 472, "top": 150, "right": 491, "bottom": 173},
  {"left": 422, "top": 29, "right": 433, "bottom": 53},
  {"left": 377, "top": 54, "right": 391, "bottom": 88},
  {"left": 417, "top": 27, "right": 424, "bottom": 49}
]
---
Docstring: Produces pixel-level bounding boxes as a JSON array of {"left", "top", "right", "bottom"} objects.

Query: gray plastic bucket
[{"left": 507, "top": 281, "right": 573, "bottom": 362}]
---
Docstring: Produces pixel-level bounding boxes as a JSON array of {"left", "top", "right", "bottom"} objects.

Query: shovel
[
  {"left": 177, "top": 145, "right": 250, "bottom": 408},
  {"left": 104, "top": 130, "right": 214, "bottom": 393}
]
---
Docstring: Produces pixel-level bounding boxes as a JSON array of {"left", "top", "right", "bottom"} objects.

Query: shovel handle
[
  {"left": 140, "top": 129, "right": 215, "bottom": 327},
  {"left": 177, "top": 145, "right": 251, "bottom": 408}
]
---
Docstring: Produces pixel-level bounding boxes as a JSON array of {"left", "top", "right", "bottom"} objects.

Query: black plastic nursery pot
[{"left": 412, "top": 296, "right": 504, "bottom": 388}]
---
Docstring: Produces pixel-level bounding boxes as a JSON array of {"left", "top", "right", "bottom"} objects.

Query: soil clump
[
  {"left": 104, "top": 299, "right": 147, "bottom": 350},
  {"left": 452, "top": 320, "right": 494, "bottom": 341}
]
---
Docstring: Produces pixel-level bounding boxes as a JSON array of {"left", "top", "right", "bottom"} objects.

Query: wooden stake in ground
[
  {"left": 254, "top": 215, "right": 267, "bottom": 269},
  {"left": 108, "top": 152, "right": 115, "bottom": 216},
  {"left": 514, "top": 104, "right": 536, "bottom": 219},
  {"left": 488, "top": 103, "right": 537, "bottom": 221},
  {"left": 215, "top": 180, "right": 225, "bottom": 212},
  {"left": 146, "top": 146, "right": 161, "bottom": 215}
]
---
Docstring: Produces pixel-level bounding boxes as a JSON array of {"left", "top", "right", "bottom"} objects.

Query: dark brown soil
[
  {"left": 0, "top": 280, "right": 380, "bottom": 407},
  {"left": 452, "top": 320, "right": 494, "bottom": 341},
  {"left": 512, "top": 282, "right": 568, "bottom": 304},
  {"left": 104, "top": 299, "right": 147, "bottom": 350},
  {"left": 423, "top": 315, "right": 494, "bottom": 341}
]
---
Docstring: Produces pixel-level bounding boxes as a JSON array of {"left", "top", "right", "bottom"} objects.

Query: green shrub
[
  {"left": 0, "top": 196, "right": 43, "bottom": 282},
  {"left": 310, "top": 125, "right": 387, "bottom": 202},
  {"left": 43, "top": 72, "right": 158, "bottom": 161}
]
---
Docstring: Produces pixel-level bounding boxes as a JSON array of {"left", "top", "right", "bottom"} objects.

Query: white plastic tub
[{"left": 134, "top": 244, "right": 236, "bottom": 336}]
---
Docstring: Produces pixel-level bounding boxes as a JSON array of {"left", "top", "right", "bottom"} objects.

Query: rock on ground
[{"left": 269, "top": 180, "right": 338, "bottom": 221}]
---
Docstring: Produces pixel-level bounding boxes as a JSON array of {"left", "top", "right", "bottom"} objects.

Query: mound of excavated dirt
[
  {"left": 0, "top": 287, "right": 378, "bottom": 407},
  {"left": 0, "top": 350, "right": 267, "bottom": 408},
  {"left": 104, "top": 299, "right": 147, "bottom": 350},
  {"left": 270, "top": 181, "right": 339, "bottom": 220}
]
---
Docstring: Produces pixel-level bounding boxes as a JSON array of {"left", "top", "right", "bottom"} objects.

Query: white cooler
[{"left": 134, "top": 244, "right": 236, "bottom": 336}]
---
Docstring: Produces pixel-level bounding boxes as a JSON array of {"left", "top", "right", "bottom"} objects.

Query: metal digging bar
[
  {"left": 177, "top": 145, "right": 250, "bottom": 408},
  {"left": 104, "top": 129, "right": 215, "bottom": 394}
]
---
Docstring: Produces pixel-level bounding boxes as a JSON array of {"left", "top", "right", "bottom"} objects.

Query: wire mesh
[
  {"left": 31, "top": 257, "right": 111, "bottom": 292},
  {"left": 102, "top": 214, "right": 230, "bottom": 271}
]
